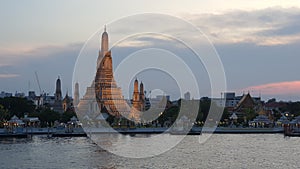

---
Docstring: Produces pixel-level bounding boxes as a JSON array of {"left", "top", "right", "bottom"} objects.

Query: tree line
[{"left": 0, "top": 97, "right": 76, "bottom": 127}]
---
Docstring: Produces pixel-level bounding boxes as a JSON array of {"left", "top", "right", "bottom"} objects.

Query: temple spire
[
  {"left": 97, "top": 25, "right": 109, "bottom": 69},
  {"left": 55, "top": 76, "right": 62, "bottom": 101},
  {"left": 101, "top": 25, "right": 108, "bottom": 55}
]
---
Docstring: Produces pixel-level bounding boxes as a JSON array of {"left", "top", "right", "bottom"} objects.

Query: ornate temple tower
[
  {"left": 132, "top": 79, "right": 140, "bottom": 111},
  {"left": 131, "top": 79, "right": 146, "bottom": 112},
  {"left": 55, "top": 76, "right": 62, "bottom": 101},
  {"left": 95, "top": 27, "right": 131, "bottom": 118},
  {"left": 53, "top": 76, "right": 63, "bottom": 113},
  {"left": 139, "top": 81, "right": 145, "bottom": 111},
  {"left": 62, "top": 91, "right": 72, "bottom": 112}
]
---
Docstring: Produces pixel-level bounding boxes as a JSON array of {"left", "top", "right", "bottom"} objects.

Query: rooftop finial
[{"left": 104, "top": 25, "right": 106, "bottom": 32}]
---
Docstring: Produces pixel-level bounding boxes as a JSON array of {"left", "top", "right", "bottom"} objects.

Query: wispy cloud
[
  {"left": 115, "top": 34, "right": 174, "bottom": 48},
  {"left": 116, "top": 40, "right": 152, "bottom": 47},
  {"left": 0, "top": 74, "right": 19, "bottom": 78},
  {"left": 0, "top": 43, "right": 82, "bottom": 66},
  {"left": 241, "top": 81, "right": 300, "bottom": 95},
  {"left": 186, "top": 7, "right": 300, "bottom": 46},
  {"left": 112, "top": 8, "right": 300, "bottom": 47}
]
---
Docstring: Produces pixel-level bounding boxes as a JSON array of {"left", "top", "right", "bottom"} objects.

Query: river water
[{"left": 0, "top": 134, "right": 299, "bottom": 169}]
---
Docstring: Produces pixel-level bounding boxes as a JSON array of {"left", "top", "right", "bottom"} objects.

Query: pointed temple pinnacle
[{"left": 104, "top": 25, "right": 106, "bottom": 32}]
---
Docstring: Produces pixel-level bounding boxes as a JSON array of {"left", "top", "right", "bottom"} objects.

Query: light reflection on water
[{"left": 0, "top": 134, "right": 299, "bottom": 169}]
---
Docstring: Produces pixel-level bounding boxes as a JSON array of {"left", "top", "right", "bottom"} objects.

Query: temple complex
[{"left": 77, "top": 26, "right": 146, "bottom": 124}]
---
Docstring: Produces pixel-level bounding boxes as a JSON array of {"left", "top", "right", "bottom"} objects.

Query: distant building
[
  {"left": 232, "top": 93, "right": 262, "bottom": 120},
  {"left": 212, "top": 92, "right": 240, "bottom": 108},
  {"left": 0, "top": 91, "right": 12, "bottom": 98},
  {"left": 26, "top": 91, "right": 42, "bottom": 107},
  {"left": 42, "top": 94, "right": 56, "bottom": 107},
  {"left": 212, "top": 92, "right": 261, "bottom": 110},
  {"left": 28, "top": 91, "right": 36, "bottom": 99},
  {"left": 209, "top": 92, "right": 266, "bottom": 122},
  {"left": 184, "top": 92, "right": 191, "bottom": 100},
  {"left": 62, "top": 92, "right": 73, "bottom": 112},
  {"left": 131, "top": 79, "right": 145, "bottom": 112},
  {"left": 14, "top": 92, "right": 25, "bottom": 98},
  {"left": 76, "top": 82, "right": 99, "bottom": 119},
  {"left": 52, "top": 76, "right": 64, "bottom": 113}
]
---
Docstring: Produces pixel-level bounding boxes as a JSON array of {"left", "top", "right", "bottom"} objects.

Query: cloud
[
  {"left": 241, "top": 81, "right": 300, "bottom": 95},
  {"left": 116, "top": 40, "right": 152, "bottom": 47},
  {"left": 0, "top": 74, "right": 19, "bottom": 78},
  {"left": 109, "top": 8, "right": 300, "bottom": 47},
  {"left": 0, "top": 43, "right": 83, "bottom": 66},
  {"left": 0, "top": 43, "right": 81, "bottom": 94},
  {"left": 186, "top": 7, "right": 300, "bottom": 46},
  {"left": 114, "top": 34, "right": 175, "bottom": 48}
]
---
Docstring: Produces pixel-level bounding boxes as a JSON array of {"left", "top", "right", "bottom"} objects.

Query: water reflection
[{"left": 0, "top": 134, "right": 300, "bottom": 168}]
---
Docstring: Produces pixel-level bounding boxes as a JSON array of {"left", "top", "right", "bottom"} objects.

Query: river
[{"left": 0, "top": 134, "right": 299, "bottom": 169}]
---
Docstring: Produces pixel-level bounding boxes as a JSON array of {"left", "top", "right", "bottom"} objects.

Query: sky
[{"left": 1, "top": 0, "right": 300, "bottom": 101}]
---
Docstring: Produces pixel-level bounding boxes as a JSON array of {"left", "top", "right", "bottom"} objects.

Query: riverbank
[{"left": 0, "top": 127, "right": 286, "bottom": 138}]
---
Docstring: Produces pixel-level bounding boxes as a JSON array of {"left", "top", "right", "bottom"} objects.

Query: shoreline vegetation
[{"left": 1, "top": 96, "right": 300, "bottom": 138}]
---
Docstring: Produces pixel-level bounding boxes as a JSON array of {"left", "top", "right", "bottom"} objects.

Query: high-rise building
[{"left": 184, "top": 91, "right": 191, "bottom": 100}]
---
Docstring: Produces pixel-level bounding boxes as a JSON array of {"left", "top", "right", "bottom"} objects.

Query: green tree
[
  {"left": 0, "top": 97, "right": 35, "bottom": 118},
  {"left": 0, "top": 104, "right": 9, "bottom": 127},
  {"left": 199, "top": 99, "right": 211, "bottom": 121},
  {"left": 61, "top": 110, "right": 77, "bottom": 123},
  {"left": 245, "top": 108, "right": 257, "bottom": 122},
  {"left": 272, "top": 109, "right": 282, "bottom": 121},
  {"left": 221, "top": 108, "right": 230, "bottom": 121},
  {"left": 157, "top": 106, "right": 179, "bottom": 125},
  {"left": 286, "top": 102, "right": 300, "bottom": 116},
  {"left": 38, "top": 108, "right": 60, "bottom": 127}
]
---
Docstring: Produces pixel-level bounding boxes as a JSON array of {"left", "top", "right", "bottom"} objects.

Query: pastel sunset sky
[{"left": 1, "top": 0, "right": 300, "bottom": 101}]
